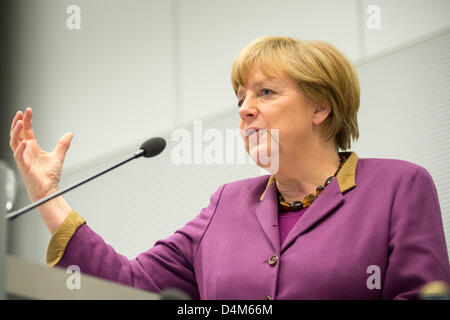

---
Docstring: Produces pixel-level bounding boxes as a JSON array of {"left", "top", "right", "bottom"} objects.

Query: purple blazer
[{"left": 50, "top": 152, "right": 450, "bottom": 299}]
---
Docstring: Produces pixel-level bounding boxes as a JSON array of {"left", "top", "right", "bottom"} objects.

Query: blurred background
[{"left": 1, "top": 0, "right": 450, "bottom": 264}]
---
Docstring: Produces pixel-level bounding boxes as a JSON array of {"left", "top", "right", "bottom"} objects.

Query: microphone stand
[{"left": 5, "top": 149, "right": 145, "bottom": 221}]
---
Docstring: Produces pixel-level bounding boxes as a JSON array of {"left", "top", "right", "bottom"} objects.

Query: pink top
[{"left": 278, "top": 206, "right": 307, "bottom": 245}]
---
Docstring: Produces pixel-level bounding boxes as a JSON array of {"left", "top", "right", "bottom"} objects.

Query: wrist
[{"left": 37, "top": 196, "right": 72, "bottom": 235}]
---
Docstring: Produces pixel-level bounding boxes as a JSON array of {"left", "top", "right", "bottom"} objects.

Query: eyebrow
[{"left": 237, "top": 78, "right": 280, "bottom": 97}]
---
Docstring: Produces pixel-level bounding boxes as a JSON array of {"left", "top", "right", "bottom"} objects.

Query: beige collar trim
[{"left": 260, "top": 151, "right": 359, "bottom": 201}]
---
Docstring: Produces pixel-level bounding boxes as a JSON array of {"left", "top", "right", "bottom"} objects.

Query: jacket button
[
  {"left": 268, "top": 254, "right": 278, "bottom": 266},
  {"left": 264, "top": 296, "right": 272, "bottom": 300}
]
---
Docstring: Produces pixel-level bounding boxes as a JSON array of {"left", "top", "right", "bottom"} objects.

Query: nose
[{"left": 238, "top": 95, "right": 258, "bottom": 121}]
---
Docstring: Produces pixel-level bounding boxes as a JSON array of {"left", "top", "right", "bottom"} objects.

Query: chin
[{"left": 248, "top": 144, "right": 279, "bottom": 174}]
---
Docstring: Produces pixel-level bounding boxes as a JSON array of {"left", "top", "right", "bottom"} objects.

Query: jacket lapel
[
  {"left": 255, "top": 151, "right": 358, "bottom": 255},
  {"left": 281, "top": 178, "right": 344, "bottom": 253},
  {"left": 255, "top": 181, "right": 281, "bottom": 254}
]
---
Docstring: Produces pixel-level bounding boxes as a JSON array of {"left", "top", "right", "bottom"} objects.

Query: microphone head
[{"left": 140, "top": 137, "right": 166, "bottom": 158}]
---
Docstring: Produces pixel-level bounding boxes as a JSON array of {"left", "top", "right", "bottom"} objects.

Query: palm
[
  {"left": 20, "top": 139, "right": 63, "bottom": 201},
  {"left": 10, "top": 108, "right": 73, "bottom": 202}
]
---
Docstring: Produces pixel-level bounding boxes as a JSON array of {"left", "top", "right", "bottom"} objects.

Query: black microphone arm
[{"left": 5, "top": 137, "right": 166, "bottom": 220}]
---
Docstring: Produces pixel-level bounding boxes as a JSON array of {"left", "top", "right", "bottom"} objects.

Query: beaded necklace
[{"left": 278, "top": 154, "right": 347, "bottom": 210}]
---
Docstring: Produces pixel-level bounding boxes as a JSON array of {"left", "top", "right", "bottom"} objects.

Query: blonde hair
[{"left": 231, "top": 36, "right": 360, "bottom": 151}]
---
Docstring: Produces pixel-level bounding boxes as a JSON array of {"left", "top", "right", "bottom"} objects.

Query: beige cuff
[{"left": 46, "top": 210, "right": 86, "bottom": 267}]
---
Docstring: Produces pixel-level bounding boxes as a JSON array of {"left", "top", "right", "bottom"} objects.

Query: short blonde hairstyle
[{"left": 231, "top": 36, "right": 360, "bottom": 151}]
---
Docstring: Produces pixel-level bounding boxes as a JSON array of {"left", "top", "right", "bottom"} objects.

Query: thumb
[{"left": 53, "top": 132, "right": 74, "bottom": 162}]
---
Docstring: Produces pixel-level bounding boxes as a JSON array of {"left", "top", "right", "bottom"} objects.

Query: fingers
[
  {"left": 53, "top": 132, "right": 74, "bottom": 162},
  {"left": 13, "top": 140, "right": 27, "bottom": 171},
  {"left": 10, "top": 110, "right": 23, "bottom": 138},
  {"left": 10, "top": 119, "right": 24, "bottom": 152},
  {"left": 9, "top": 107, "right": 34, "bottom": 152},
  {"left": 22, "top": 107, "right": 35, "bottom": 140}
]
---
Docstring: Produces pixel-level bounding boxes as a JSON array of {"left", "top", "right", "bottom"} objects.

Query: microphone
[
  {"left": 5, "top": 137, "right": 166, "bottom": 220},
  {"left": 135, "top": 137, "right": 166, "bottom": 158}
]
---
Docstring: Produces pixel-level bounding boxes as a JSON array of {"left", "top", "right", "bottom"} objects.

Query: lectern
[
  {"left": 0, "top": 161, "right": 158, "bottom": 300},
  {"left": 5, "top": 255, "right": 159, "bottom": 300}
]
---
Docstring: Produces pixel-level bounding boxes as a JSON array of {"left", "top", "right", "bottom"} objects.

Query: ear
[{"left": 312, "top": 102, "right": 332, "bottom": 126}]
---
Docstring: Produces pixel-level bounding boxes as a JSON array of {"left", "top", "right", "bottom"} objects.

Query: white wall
[
  {"left": 360, "top": 0, "right": 450, "bottom": 57},
  {"left": 8, "top": 0, "right": 450, "bottom": 169},
  {"left": 177, "top": 0, "right": 361, "bottom": 124},
  {"left": 9, "top": 0, "right": 176, "bottom": 170},
  {"left": 6, "top": 0, "right": 450, "bottom": 264}
]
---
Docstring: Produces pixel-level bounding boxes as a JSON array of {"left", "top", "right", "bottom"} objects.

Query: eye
[
  {"left": 260, "top": 88, "right": 274, "bottom": 96},
  {"left": 237, "top": 98, "right": 245, "bottom": 107}
]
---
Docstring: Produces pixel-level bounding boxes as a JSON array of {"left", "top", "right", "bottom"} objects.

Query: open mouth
[
  {"left": 246, "top": 128, "right": 267, "bottom": 138},
  {"left": 246, "top": 128, "right": 259, "bottom": 138}
]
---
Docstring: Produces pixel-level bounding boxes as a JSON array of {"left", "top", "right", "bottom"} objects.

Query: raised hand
[{"left": 9, "top": 107, "right": 74, "bottom": 203}]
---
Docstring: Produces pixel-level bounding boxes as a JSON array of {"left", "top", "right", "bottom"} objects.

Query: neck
[{"left": 274, "top": 142, "right": 341, "bottom": 203}]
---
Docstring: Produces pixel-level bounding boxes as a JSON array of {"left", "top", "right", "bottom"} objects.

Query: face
[{"left": 237, "top": 65, "right": 320, "bottom": 170}]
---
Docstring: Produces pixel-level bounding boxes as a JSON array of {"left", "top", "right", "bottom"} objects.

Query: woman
[{"left": 9, "top": 36, "right": 450, "bottom": 299}]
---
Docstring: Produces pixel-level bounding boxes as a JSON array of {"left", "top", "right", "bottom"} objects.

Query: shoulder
[
  {"left": 220, "top": 174, "right": 271, "bottom": 198},
  {"left": 356, "top": 156, "right": 435, "bottom": 186}
]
